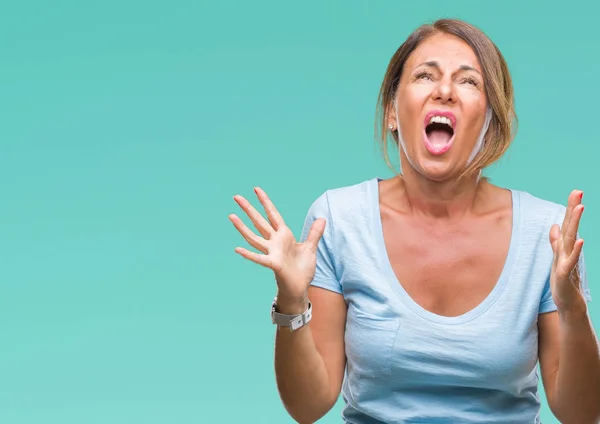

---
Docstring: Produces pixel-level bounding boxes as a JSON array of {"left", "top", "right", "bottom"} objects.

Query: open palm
[{"left": 229, "top": 187, "right": 325, "bottom": 301}]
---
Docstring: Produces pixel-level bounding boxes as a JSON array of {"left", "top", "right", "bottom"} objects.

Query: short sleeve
[
  {"left": 539, "top": 207, "right": 592, "bottom": 314},
  {"left": 299, "top": 192, "right": 343, "bottom": 294}
]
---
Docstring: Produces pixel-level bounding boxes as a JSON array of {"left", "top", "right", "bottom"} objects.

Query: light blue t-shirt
[{"left": 300, "top": 177, "right": 592, "bottom": 424}]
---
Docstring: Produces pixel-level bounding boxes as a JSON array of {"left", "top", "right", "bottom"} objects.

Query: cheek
[
  {"left": 459, "top": 112, "right": 487, "bottom": 147},
  {"left": 455, "top": 83, "right": 486, "bottom": 107},
  {"left": 457, "top": 85, "right": 485, "bottom": 104},
  {"left": 397, "top": 87, "right": 429, "bottom": 124},
  {"left": 405, "top": 85, "right": 434, "bottom": 104},
  {"left": 456, "top": 90, "right": 487, "bottom": 135},
  {"left": 397, "top": 105, "right": 421, "bottom": 137}
]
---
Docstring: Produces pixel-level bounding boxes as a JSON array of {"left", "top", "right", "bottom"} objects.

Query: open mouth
[{"left": 423, "top": 113, "right": 456, "bottom": 155}]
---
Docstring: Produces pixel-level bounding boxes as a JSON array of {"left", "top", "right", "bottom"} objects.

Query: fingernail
[{"left": 580, "top": 192, "right": 584, "bottom": 200}]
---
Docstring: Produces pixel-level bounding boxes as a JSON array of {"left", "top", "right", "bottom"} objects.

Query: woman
[{"left": 229, "top": 19, "right": 599, "bottom": 424}]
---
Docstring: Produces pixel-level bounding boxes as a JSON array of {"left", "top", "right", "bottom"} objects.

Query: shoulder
[
  {"left": 513, "top": 189, "right": 567, "bottom": 227},
  {"left": 301, "top": 178, "right": 379, "bottom": 245},
  {"left": 305, "top": 177, "right": 377, "bottom": 218},
  {"left": 510, "top": 189, "right": 570, "bottom": 251}
]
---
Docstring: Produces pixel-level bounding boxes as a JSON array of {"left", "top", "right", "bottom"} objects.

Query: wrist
[
  {"left": 274, "top": 292, "right": 309, "bottom": 315},
  {"left": 558, "top": 298, "right": 589, "bottom": 327}
]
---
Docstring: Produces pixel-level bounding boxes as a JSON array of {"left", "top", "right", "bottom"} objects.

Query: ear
[{"left": 385, "top": 101, "right": 398, "bottom": 131}]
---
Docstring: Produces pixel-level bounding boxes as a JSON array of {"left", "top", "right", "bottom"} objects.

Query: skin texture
[
  {"left": 390, "top": 33, "right": 488, "bottom": 183},
  {"left": 230, "top": 32, "right": 600, "bottom": 424},
  {"left": 538, "top": 190, "right": 600, "bottom": 424}
]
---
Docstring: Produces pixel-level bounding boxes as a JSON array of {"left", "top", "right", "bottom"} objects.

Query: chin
[{"left": 413, "top": 158, "right": 462, "bottom": 182}]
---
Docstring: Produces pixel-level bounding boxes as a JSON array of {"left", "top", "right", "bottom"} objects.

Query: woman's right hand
[{"left": 229, "top": 187, "right": 326, "bottom": 307}]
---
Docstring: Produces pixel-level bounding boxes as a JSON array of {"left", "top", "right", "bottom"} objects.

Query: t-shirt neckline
[{"left": 370, "top": 177, "right": 522, "bottom": 325}]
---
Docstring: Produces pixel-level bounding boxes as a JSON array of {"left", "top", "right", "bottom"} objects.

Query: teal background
[{"left": 0, "top": 1, "right": 597, "bottom": 422}]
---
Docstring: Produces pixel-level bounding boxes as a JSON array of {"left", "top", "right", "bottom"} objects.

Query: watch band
[{"left": 271, "top": 298, "right": 312, "bottom": 331}]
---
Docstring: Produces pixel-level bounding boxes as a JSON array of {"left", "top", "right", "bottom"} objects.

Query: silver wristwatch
[{"left": 271, "top": 298, "right": 312, "bottom": 331}]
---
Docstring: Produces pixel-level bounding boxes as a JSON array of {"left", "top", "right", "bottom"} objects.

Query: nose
[{"left": 432, "top": 76, "right": 455, "bottom": 104}]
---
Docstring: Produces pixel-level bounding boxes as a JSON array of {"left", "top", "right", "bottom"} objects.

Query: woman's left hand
[{"left": 549, "top": 190, "right": 586, "bottom": 312}]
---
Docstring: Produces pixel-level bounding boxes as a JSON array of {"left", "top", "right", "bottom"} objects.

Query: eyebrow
[{"left": 416, "top": 60, "right": 481, "bottom": 75}]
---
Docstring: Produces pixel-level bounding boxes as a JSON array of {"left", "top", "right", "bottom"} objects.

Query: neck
[{"left": 397, "top": 156, "right": 485, "bottom": 221}]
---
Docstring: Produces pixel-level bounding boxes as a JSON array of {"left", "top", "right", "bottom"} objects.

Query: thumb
[
  {"left": 305, "top": 218, "right": 326, "bottom": 251},
  {"left": 549, "top": 223, "right": 560, "bottom": 253}
]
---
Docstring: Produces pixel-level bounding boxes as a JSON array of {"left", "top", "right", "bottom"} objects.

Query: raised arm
[
  {"left": 229, "top": 187, "right": 347, "bottom": 423},
  {"left": 539, "top": 190, "right": 600, "bottom": 424}
]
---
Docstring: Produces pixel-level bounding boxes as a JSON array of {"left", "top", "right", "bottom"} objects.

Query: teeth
[{"left": 429, "top": 116, "right": 453, "bottom": 128}]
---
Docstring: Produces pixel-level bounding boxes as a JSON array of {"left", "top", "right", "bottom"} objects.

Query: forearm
[
  {"left": 554, "top": 303, "right": 600, "bottom": 424},
  {"left": 274, "top": 299, "right": 336, "bottom": 423}
]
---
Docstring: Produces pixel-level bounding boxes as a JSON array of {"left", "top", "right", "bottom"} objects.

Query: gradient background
[{"left": 0, "top": 1, "right": 597, "bottom": 423}]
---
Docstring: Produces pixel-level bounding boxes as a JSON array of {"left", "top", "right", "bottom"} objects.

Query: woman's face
[{"left": 391, "top": 33, "right": 489, "bottom": 181}]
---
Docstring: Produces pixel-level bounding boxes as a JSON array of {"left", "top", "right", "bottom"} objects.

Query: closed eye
[
  {"left": 415, "top": 71, "right": 434, "bottom": 81},
  {"left": 461, "top": 76, "right": 479, "bottom": 86}
]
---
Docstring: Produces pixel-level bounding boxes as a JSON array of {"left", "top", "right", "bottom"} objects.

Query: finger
[
  {"left": 305, "top": 218, "right": 326, "bottom": 252},
  {"left": 561, "top": 238, "right": 584, "bottom": 278},
  {"left": 234, "top": 247, "right": 273, "bottom": 269},
  {"left": 570, "top": 238, "right": 584, "bottom": 265},
  {"left": 254, "top": 187, "right": 285, "bottom": 231},
  {"left": 233, "top": 195, "right": 273, "bottom": 238},
  {"left": 549, "top": 224, "right": 560, "bottom": 253},
  {"left": 563, "top": 204, "right": 584, "bottom": 254},
  {"left": 562, "top": 190, "right": 583, "bottom": 236},
  {"left": 229, "top": 214, "right": 268, "bottom": 253}
]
